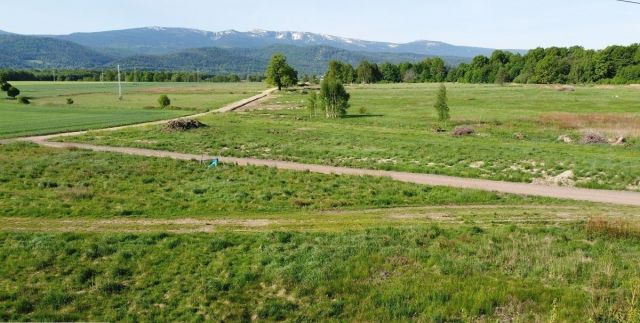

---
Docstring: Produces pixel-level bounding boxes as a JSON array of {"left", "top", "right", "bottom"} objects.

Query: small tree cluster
[
  {"left": 0, "top": 76, "right": 20, "bottom": 99},
  {"left": 306, "top": 76, "right": 351, "bottom": 119}
]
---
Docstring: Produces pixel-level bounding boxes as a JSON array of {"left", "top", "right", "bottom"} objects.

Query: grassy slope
[
  {"left": 65, "top": 83, "right": 640, "bottom": 190},
  {"left": 0, "top": 82, "right": 265, "bottom": 138},
  {"left": 1, "top": 226, "right": 639, "bottom": 322}
]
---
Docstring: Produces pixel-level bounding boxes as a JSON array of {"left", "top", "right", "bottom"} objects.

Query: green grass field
[
  {"left": 0, "top": 82, "right": 265, "bottom": 138},
  {"left": 64, "top": 83, "right": 640, "bottom": 190},
  {"left": 2, "top": 82, "right": 640, "bottom": 321}
]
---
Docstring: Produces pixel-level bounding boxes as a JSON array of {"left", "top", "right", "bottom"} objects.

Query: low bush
[
  {"left": 66, "top": 98, "right": 74, "bottom": 105},
  {"left": 17, "top": 96, "right": 29, "bottom": 104}
]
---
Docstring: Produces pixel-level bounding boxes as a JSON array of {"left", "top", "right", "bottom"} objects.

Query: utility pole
[
  {"left": 117, "top": 65, "right": 122, "bottom": 100},
  {"left": 134, "top": 67, "right": 138, "bottom": 83},
  {"left": 52, "top": 69, "right": 56, "bottom": 82}
]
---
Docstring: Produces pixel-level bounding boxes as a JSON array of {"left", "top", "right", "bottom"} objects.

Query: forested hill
[
  {"left": 0, "top": 35, "right": 114, "bottom": 68},
  {"left": 114, "top": 45, "right": 463, "bottom": 75},
  {"left": 0, "top": 33, "right": 463, "bottom": 74}
]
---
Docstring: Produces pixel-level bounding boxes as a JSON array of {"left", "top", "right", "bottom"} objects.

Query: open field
[
  {"left": 63, "top": 83, "right": 640, "bottom": 191},
  {"left": 0, "top": 143, "right": 554, "bottom": 218},
  {"left": 2, "top": 222, "right": 640, "bottom": 322},
  {"left": 0, "top": 82, "right": 265, "bottom": 138},
  {"left": 2, "top": 83, "right": 640, "bottom": 321}
]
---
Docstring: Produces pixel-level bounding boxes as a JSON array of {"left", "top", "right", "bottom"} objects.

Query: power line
[{"left": 616, "top": 0, "right": 640, "bottom": 4}]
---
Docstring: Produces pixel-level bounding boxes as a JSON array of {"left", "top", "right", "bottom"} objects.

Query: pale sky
[{"left": 2, "top": 0, "right": 639, "bottom": 49}]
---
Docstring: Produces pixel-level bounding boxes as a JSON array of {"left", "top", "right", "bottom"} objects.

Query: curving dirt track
[{"left": 2, "top": 88, "right": 639, "bottom": 206}]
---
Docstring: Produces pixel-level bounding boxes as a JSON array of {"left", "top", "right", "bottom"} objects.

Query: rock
[
  {"left": 611, "top": 136, "right": 627, "bottom": 146},
  {"left": 557, "top": 135, "right": 573, "bottom": 143}
]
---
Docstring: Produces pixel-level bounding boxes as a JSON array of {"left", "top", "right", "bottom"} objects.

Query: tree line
[
  {"left": 325, "top": 44, "right": 640, "bottom": 85},
  {"left": 0, "top": 69, "right": 265, "bottom": 83}
]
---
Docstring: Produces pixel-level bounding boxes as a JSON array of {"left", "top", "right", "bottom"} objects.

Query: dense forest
[
  {"left": 3, "top": 44, "right": 639, "bottom": 84},
  {"left": 0, "top": 69, "right": 263, "bottom": 83},
  {"left": 330, "top": 44, "right": 640, "bottom": 85}
]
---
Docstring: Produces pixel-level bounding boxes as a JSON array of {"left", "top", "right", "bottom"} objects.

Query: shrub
[
  {"left": 17, "top": 96, "right": 29, "bottom": 104},
  {"left": 358, "top": 106, "right": 368, "bottom": 115},
  {"left": 581, "top": 132, "right": 607, "bottom": 144},
  {"left": 7, "top": 86, "right": 20, "bottom": 98},
  {"left": 306, "top": 91, "right": 318, "bottom": 116},
  {"left": 0, "top": 81, "right": 10, "bottom": 92},
  {"left": 434, "top": 84, "right": 450, "bottom": 122},
  {"left": 66, "top": 98, "right": 74, "bottom": 105},
  {"left": 452, "top": 126, "right": 475, "bottom": 137},
  {"left": 158, "top": 94, "right": 171, "bottom": 108},
  {"left": 164, "top": 119, "right": 206, "bottom": 131}
]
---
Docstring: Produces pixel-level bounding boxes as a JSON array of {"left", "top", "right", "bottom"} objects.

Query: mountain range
[{"left": 0, "top": 27, "right": 526, "bottom": 74}]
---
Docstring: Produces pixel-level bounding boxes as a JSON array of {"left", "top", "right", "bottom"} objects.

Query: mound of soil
[
  {"left": 581, "top": 132, "right": 607, "bottom": 144},
  {"left": 452, "top": 126, "right": 475, "bottom": 137},
  {"left": 164, "top": 119, "right": 206, "bottom": 131}
]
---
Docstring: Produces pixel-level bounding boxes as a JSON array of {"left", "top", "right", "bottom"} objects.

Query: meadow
[
  {"left": 64, "top": 83, "right": 640, "bottom": 191},
  {"left": 0, "top": 142, "right": 544, "bottom": 218},
  {"left": 0, "top": 81, "right": 265, "bottom": 138},
  {"left": 2, "top": 223, "right": 640, "bottom": 322},
  {"left": 2, "top": 82, "right": 640, "bottom": 321}
]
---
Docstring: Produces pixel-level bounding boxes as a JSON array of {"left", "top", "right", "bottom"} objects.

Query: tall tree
[{"left": 265, "top": 54, "right": 298, "bottom": 90}]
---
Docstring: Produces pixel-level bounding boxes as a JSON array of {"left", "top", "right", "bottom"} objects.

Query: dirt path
[
  {"left": 2, "top": 87, "right": 639, "bottom": 206},
  {"left": 24, "top": 141, "right": 640, "bottom": 206}
]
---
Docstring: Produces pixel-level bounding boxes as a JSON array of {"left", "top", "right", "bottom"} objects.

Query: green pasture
[
  {"left": 0, "top": 82, "right": 265, "bottom": 138},
  {"left": 65, "top": 83, "right": 640, "bottom": 190}
]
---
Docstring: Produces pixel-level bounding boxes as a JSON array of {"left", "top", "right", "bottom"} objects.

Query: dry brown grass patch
[
  {"left": 540, "top": 113, "right": 640, "bottom": 138},
  {"left": 586, "top": 217, "right": 640, "bottom": 239}
]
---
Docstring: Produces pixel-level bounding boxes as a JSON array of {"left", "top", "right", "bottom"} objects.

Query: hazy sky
[{"left": 2, "top": 0, "right": 639, "bottom": 49}]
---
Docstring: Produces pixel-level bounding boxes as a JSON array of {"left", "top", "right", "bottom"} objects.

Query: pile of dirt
[
  {"left": 452, "top": 126, "right": 475, "bottom": 137},
  {"left": 581, "top": 132, "right": 608, "bottom": 144},
  {"left": 164, "top": 119, "right": 206, "bottom": 131}
]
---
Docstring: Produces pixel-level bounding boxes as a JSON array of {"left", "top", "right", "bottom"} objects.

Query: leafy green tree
[
  {"left": 7, "top": 86, "right": 20, "bottom": 99},
  {"left": 356, "top": 61, "right": 381, "bottom": 84},
  {"left": 1, "top": 82, "right": 11, "bottom": 92},
  {"left": 319, "top": 76, "right": 350, "bottom": 118},
  {"left": 158, "top": 94, "right": 171, "bottom": 108},
  {"left": 494, "top": 67, "right": 509, "bottom": 85},
  {"left": 380, "top": 62, "right": 401, "bottom": 83},
  {"left": 265, "top": 54, "right": 298, "bottom": 90},
  {"left": 434, "top": 84, "right": 450, "bottom": 122},
  {"left": 325, "top": 60, "right": 355, "bottom": 84},
  {"left": 429, "top": 58, "right": 447, "bottom": 82}
]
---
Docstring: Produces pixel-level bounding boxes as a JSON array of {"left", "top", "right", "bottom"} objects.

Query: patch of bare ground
[
  {"left": 0, "top": 218, "right": 274, "bottom": 233},
  {"left": 540, "top": 112, "right": 640, "bottom": 138}
]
